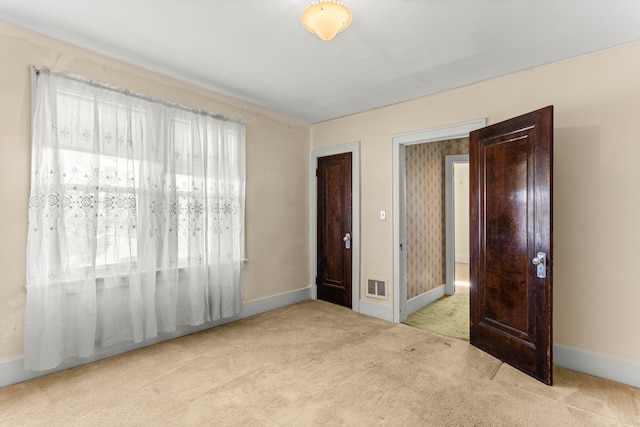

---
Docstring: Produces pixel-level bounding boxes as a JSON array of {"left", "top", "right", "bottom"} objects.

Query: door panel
[
  {"left": 470, "top": 106, "right": 553, "bottom": 385},
  {"left": 317, "top": 153, "right": 352, "bottom": 308}
]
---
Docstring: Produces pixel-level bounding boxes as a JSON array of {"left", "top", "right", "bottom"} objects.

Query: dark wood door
[
  {"left": 469, "top": 106, "right": 553, "bottom": 385},
  {"left": 317, "top": 152, "right": 352, "bottom": 308}
]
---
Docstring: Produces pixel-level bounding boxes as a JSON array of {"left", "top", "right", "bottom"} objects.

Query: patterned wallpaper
[{"left": 405, "top": 138, "right": 469, "bottom": 300}]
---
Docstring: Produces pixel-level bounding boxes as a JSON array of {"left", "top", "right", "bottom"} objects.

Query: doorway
[
  {"left": 310, "top": 142, "right": 361, "bottom": 311},
  {"left": 393, "top": 110, "right": 553, "bottom": 385},
  {"left": 316, "top": 152, "right": 352, "bottom": 308},
  {"left": 401, "top": 144, "right": 470, "bottom": 339},
  {"left": 403, "top": 153, "right": 471, "bottom": 340},
  {"left": 392, "top": 120, "right": 486, "bottom": 323},
  {"left": 445, "top": 155, "right": 470, "bottom": 296}
]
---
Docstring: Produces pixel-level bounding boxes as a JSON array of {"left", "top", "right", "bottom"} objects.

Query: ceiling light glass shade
[{"left": 301, "top": 1, "right": 352, "bottom": 41}]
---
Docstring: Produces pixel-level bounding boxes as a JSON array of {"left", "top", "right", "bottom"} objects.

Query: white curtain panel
[{"left": 25, "top": 70, "right": 245, "bottom": 371}]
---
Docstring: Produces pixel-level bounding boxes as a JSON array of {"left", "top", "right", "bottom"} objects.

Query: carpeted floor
[
  {"left": 405, "top": 294, "right": 470, "bottom": 341},
  {"left": 1, "top": 300, "right": 639, "bottom": 426}
]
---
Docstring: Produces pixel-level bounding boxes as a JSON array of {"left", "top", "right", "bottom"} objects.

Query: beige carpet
[{"left": 1, "top": 300, "right": 639, "bottom": 426}]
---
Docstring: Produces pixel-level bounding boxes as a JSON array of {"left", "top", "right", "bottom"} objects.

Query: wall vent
[{"left": 367, "top": 279, "right": 387, "bottom": 299}]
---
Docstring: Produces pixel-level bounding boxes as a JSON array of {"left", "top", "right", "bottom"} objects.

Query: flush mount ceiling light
[{"left": 301, "top": 1, "right": 352, "bottom": 41}]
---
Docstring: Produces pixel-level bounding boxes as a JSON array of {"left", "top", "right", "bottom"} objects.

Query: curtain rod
[{"left": 32, "top": 66, "right": 244, "bottom": 125}]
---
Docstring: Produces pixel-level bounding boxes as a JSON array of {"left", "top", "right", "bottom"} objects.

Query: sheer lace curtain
[{"left": 25, "top": 69, "right": 245, "bottom": 371}]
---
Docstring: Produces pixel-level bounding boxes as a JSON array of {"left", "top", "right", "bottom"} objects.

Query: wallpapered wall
[{"left": 405, "top": 137, "right": 469, "bottom": 300}]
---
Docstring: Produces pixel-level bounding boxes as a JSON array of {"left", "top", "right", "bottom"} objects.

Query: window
[{"left": 24, "top": 68, "right": 245, "bottom": 371}]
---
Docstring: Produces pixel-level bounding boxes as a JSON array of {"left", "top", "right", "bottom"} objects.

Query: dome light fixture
[{"left": 301, "top": 1, "right": 352, "bottom": 41}]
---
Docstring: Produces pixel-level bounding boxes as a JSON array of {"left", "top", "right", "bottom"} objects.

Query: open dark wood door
[
  {"left": 469, "top": 106, "right": 553, "bottom": 385},
  {"left": 317, "top": 152, "right": 352, "bottom": 308}
]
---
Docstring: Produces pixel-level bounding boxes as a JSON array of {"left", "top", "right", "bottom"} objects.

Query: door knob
[
  {"left": 531, "top": 252, "right": 546, "bottom": 278},
  {"left": 343, "top": 233, "right": 351, "bottom": 249}
]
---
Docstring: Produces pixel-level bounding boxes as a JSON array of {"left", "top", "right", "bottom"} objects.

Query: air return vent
[{"left": 367, "top": 279, "right": 387, "bottom": 299}]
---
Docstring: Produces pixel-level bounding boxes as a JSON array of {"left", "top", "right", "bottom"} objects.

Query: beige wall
[
  {"left": 0, "top": 22, "right": 310, "bottom": 360},
  {"left": 311, "top": 42, "right": 640, "bottom": 363}
]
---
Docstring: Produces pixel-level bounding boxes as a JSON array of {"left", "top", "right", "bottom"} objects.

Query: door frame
[
  {"left": 310, "top": 142, "right": 361, "bottom": 311},
  {"left": 445, "top": 154, "right": 469, "bottom": 296},
  {"left": 392, "top": 120, "right": 485, "bottom": 323}
]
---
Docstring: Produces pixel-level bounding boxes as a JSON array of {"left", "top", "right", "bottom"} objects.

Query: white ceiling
[{"left": 2, "top": 0, "right": 640, "bottom": 123}]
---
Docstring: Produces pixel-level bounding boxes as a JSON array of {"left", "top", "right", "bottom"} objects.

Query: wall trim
[
  {"left": 405, "top": 285, "right": 446, "bottom": 316},
  {"left": 358, "top": 299, "right": 394, "bottom": 322},
  {"left": 0, "top": 287, "right": 311, "bottom": 388},
  {"left": 554, "top": 344, "right": 640, "bottom": 389}
]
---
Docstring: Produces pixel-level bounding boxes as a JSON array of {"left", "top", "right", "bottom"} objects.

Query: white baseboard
[
  {"left": 554, "top": 344, "right": 640, "bottom": 389},
  {"left": 405, "top": 285, "right": 446, "bottom": 316},
  {"left": 358, "top": 298, "right": 394, "bottom": 322},
  {"left": 4, "top": 289, "right": 638, "bottom": 391},
  {"left": 0, "top": 287, "right": 311, "bottom": 388}
]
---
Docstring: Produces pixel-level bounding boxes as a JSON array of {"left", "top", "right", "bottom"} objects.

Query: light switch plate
[{"left": 380, "top": 210, "right": 386, "bottom": 220}]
